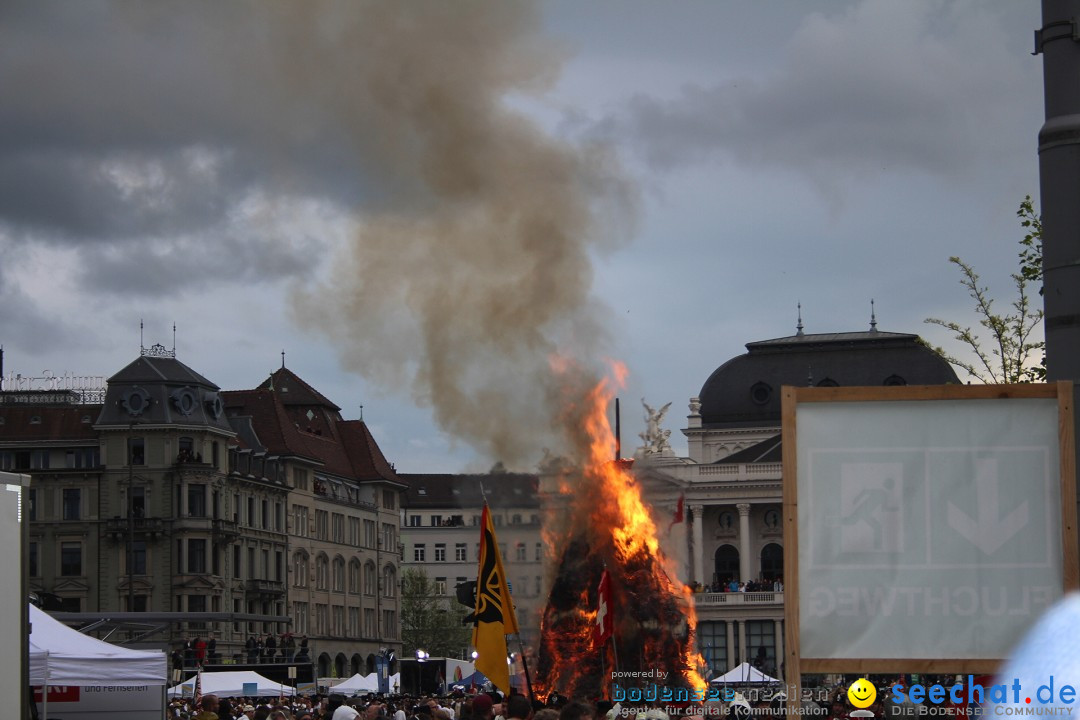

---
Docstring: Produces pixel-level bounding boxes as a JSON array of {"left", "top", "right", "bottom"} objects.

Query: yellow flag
[{"left": 472, "top": 503, "right": 519, "bottom": 695}]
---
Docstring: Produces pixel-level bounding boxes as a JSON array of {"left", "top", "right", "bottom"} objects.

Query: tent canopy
[
  {"left": 331, "top": 672, "right": 380, "bottom": 693},
  {"left": 29, "top": 604, "right": 167, "bottom": 686},
  {"left": 168, "top": 670, "right": 296, "bottom": 698},
  {"left": 709, "top": 663, "right": 780, "bottom": 685}
]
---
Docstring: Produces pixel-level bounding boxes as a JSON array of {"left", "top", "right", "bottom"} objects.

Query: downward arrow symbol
[{"left": 947, "top": 458, "right": 1029, "bottom": 555}]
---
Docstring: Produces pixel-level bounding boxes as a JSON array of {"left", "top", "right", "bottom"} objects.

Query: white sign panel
[
  {"left": 0, "top": 472, "right": 26, "bottom": 714},
  {"left": 797, "top": 398, "right": 1064, "bottom": 660},
  {"left": 34, "top": 684, "right": 163, "bottom": 720}
]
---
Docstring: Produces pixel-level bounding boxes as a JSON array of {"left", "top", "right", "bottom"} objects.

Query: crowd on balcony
[
  {"left": 171, "top": 632, "right": 312, "bottom": 670},
  {"left": 243, "top": 632, "right": 310, "bottom": 665},
  {"left": 688, "top": 577, "right": 783, "bottom": 593},
  {"left": 177, "top": 448, "right": 203, "bottom": 464}
]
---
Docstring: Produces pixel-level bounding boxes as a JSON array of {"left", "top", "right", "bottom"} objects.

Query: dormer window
[
  {"left": 171, "top": 387, "right": 197, "bottom": 416},
  {"left": 121, "top": 387, "right": 151, "bottom": 416}
]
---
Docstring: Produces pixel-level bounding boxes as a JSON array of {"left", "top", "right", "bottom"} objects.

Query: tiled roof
[
  {"left": 257, "top": 368, "right": 341, "bottom": 411},
  {"left": 107, "top": 355, "right": 218, "bottom": 389},
  {"left": 0, "top": 404, "right": 101, "bottom": 443},
  {"left": 399, "top": 472, "right": 539, "bottom": 509},
  {"left": 338, "top": 420, "right": 402, "bottom": 484},
  {"left": 224, "top": 375, "right": 399, "bottom": 484}
]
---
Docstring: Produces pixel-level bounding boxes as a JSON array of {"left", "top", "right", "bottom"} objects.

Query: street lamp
[{"left": 415, "top": 649, "right": 428, "bottom": 694}]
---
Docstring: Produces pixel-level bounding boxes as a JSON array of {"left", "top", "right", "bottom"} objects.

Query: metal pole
[
  {"left": 1039, "top": 0, "right": 1080, "bottom": 381},
  {"left": 514, "top": 635, "right": 535, "bottom": 703},
  {"left": 128, "top": 423, "right": 135, "bottom": 614},
  {"left": 1038, "top": 0, "right": 1080, "bottom": 568}
]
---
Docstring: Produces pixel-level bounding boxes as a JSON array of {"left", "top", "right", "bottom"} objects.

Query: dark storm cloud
[
  {"left": 613, "top": 1, "right": 1033, "bottom": 185},
  {"left": 0, "top": 1, "right": 422, "bottom": 288}
]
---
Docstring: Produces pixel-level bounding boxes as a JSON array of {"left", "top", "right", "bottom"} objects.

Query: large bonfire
[{"left": 536, "top": 365, "right": 705, "bottom": 700}]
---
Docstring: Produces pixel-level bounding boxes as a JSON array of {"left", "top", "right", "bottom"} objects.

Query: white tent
[
  {"left": 331, "top": 672, "right": 380, "bottom": 694},
  {"left": 168, "top": 670, "right": 297, "bottom": 698},
  {"left": 709, "top": 663, "right": 780, "bottom": 685},
  {"left": 28, "top": 604, "right": 167, "bottom": 686}
]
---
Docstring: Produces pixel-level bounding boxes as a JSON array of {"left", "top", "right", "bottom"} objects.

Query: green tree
[
  {"left": 400, "top": 567, "right": 472, "bottom": 659},
  {"left": 924, "top": 196, "right": 1045, "bottom": 384}
]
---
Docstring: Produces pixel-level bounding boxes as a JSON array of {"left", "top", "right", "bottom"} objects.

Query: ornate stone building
[
  {"left": 637, "top": 325, "right": 960, "bottom": 678},
  {"left": 1, "top": 350, "right": 403, "bottom": 678},
  {"left": 398, "top": 472, "right": 543, "bottom": 649},
  {"left": 224, "top": 367, "right": 406, "bottom": 678}
]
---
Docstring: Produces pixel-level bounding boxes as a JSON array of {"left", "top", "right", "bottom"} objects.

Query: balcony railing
[
  {"left": 104, "top": 516, "right": 165, "bottom": 541},
  {"left": 212, "top": 518, "right": 241, "bottom": 543},
  {"left": 246, "top": 579, "right": 286, "bottom": 596},
  {"left": 693, "top": 591, "right": 784, "bottom": 606}
]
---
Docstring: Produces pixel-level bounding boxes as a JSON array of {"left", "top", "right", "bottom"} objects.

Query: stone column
[
  {"left": 737, "top": 620, "right": 747, "bottom": 668},
  {"left": 726, "top": 621, "right": 735, "bottom": 670},
  {"left": 691, "top": 504, "right": 704, "bottom": 585},
  {"left": 737, "top": 503, "right": 752, "bottom": 582},
  {"left": 774, "top": 620, "right": 784, "bottom": 680}
]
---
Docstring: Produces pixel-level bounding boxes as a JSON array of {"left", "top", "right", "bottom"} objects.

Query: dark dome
[
  {"left": 96, "top": 354, "right": 234, "bottom": 432},
  {"left": 698, "top": 330, "right": 960, "bottom": 427}
]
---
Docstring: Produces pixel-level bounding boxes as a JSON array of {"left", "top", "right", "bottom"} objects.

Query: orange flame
[{"left": 538, "top": 363, "right": 706, "bottom": 699}]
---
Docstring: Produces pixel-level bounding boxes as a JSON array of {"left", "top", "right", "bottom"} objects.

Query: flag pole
[{"left": 515, "top": 634, "right": 536, "bottom": 703}]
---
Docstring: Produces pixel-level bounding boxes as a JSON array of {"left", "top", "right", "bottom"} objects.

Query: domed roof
[
  {"left": 698, "top": 329, "right": 960, "bottom": 428},
  {"left": 95, "top": 353, "right": 234, "bottom": 432}
]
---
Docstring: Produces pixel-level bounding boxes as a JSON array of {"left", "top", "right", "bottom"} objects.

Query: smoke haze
[{"left": 287, "top": 1, "right": 638, "bottom": 466}]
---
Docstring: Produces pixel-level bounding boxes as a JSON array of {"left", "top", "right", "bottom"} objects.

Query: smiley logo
[{"left": 848, "top": 678, "right": 876, "bottom": 708}]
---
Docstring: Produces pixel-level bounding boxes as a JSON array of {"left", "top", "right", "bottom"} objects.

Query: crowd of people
[
  {"left": 168, "top": 675, "right": 958, "bottom": 720},
  {"left": 172, "top": 634, "right": 311, "bottom": 670},
  {"left": 687, "top": 578, "right": 783, "bottom": 594},
  {"left": 169, "top": 689, "right": 606, "bottom": 720}
]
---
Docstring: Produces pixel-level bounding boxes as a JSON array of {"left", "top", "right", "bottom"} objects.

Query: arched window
[
  {"left": 315, "top": 554, "right": 329, "bottom": 590},
  {"left": 714, "top": 545, "right": 740, "bottom": 586},
  {"left": 293, "top": 552, "right": 309, "bottom": 588},
  {"left": 335, "top": 653, "right": 348, "bottom": 679},
  {"left": 364, "top": 561, "right": 376, "bottom": 596},
  {"left": 760, "top": 543, "right": 783, "bottom": 582},
  {"left": 352, "top": 654, "right": 363, "bottom": 676},
  {"left": 348, "top": 560, "right": 361, "bottom": 594},
  {"left": 318, "top": 653, "right": 331, "bottom": 678},
  {"left": 332, "top": 556, "right": 345, "bottom": 592},
  {"left": 382, "top": 565, "right": 396, "bottom": 598}
]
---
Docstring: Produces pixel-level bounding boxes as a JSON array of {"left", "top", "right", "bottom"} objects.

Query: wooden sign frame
[{"left": 782, "top": 382, "right": 1077, "bottom": 685}]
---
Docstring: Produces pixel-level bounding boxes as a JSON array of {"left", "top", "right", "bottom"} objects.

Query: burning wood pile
[{"left": 536, "top": 370, "right": 704, "bottom": 700}]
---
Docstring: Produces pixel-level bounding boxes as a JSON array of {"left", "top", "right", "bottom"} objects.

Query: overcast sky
[{"left": 0, "top": 1, "right": 1045, "bottom": 472}]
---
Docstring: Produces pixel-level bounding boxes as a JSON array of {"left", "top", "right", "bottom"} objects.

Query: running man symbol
[{"left": 840, "top": 463, "right": 903, "bottom": 553}]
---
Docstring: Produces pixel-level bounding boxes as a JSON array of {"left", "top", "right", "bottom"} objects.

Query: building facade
[
  {"left": 638, "top": 326, "right": 961, "bottom": 679},
  {"left": 398, "top": 472, "right": 544, "bottom": 650},
  {"left": 1, "top": 350, "right": 403, "bottom": 679}
]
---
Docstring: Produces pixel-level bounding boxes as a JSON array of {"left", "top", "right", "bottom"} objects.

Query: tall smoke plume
[{"left": 283, "top": 1, "right": 637, "bottom": 465}]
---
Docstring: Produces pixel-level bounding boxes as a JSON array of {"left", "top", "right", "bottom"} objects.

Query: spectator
[
  {"left": 558, "top": 703, "right": 593, "bottom": 720},
  {"left": 472, "top": 695, "right": 494, "bottom": 720},
  {"left": 506, "top": 695, "right": 532, "bottom": 720},
  {"left": 193, "top": 694, "right": 220, "bottom": 720},
  {"left": 329, "top": 693, "right": 361, "bottom": 720}
]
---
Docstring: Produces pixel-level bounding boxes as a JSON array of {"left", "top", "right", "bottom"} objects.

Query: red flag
[
  {"left": 193, "top": 670, "right": 202, "bottom": 706},
  {"left": 593, "top": 570, "right": 613, "bottom": 646},
  {"left": 667, "top": 494, "right": 685, "bottom": 532}
]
